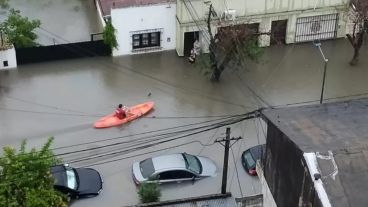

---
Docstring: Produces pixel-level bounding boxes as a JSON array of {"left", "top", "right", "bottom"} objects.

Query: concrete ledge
[{"left": 125, "top": 193, "right": 233, "bottom": 207}]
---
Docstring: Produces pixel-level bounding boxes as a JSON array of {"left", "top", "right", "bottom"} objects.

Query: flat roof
[
  {"left": 97, "top": 0, "right": 175, "bottom": 16},
  {"left": 261, "top": 98, "right": 368, "bottom": 207}
]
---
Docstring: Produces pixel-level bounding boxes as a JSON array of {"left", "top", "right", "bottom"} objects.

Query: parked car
[
  {"left": 51, "top": 164, "right": 103, "bottom": 200},
  {"left": 241, "top": 144, "right": 265, "bottom": 176},
  {"left": 132, "top": 153, "right": 217, "bottom": 185}
]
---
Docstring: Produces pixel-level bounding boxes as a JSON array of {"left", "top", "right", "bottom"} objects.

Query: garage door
[{"left": 295, "top": 14, "right": 338, "bottom": 42}]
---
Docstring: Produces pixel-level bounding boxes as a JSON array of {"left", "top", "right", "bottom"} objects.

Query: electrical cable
[
  {"left": 52, "top": 113, "right": 248, "bottom": 151},
  {"left": 0, "top": 113, "right": 254, "bottom": 167},
  {"left": 231, "top": 142, "right": 244, "bottom": 197},
  {"left": 81, "top": 140, "right": 214, "bottom": 168},
  {"left": 62, "top": 115, "right": 253, "bottom": 164}
]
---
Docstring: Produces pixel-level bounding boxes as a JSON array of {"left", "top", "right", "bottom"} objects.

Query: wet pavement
[
  {"left": 0, "top": 39, "right": 368, "bottom": 206},
  {"left": 3, "top": 0, "right": 102, "bottom": 45}
]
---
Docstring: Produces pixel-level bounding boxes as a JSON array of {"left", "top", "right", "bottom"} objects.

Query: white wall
[
  {"left": 0, "top": 47, "right": 17, "bottom": 70},
  {"left": 257, "top": 161, "right": 277, "bottom": 207},
  {"left": 111, "top": 4, "right": 176, "bottom": 56}
]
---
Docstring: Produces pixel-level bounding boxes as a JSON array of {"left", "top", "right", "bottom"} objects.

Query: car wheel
[{"left": 66, "top": 194, "right": 72, "bottom": 203}]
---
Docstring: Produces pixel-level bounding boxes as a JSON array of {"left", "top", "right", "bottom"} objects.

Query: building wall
[
  {"left": 177, "top": 0, "right": 348, "bottom": 23},
  {"left": 176, "top": 0, "right": 349, "bottom": 56},
  {"left": 95, "top": 0, "right": 106, "bottom": 28},
  {"left": 111, "top": 4, "right": 176, "bottom": 56},
  {"left": 0, "top": 47, "right": 17, "bottom": 70},
  {"left": 262, "top": 121, "right": 323, "bottom": 207}
]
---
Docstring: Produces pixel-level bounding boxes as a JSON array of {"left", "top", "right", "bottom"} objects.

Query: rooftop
[
  {"left": 261, "top": 98, "right": 368, "bottom": 207},
  {"left": 97, "top": 0, "right": 175, "bottom": 16}
]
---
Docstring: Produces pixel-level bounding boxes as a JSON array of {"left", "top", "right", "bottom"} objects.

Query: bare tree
[
  {"left": 346, "top": 0, "right": 368, "bottom": 65},
  {"left": 205, "top": 4, "right": 268, "bottom": 81}
]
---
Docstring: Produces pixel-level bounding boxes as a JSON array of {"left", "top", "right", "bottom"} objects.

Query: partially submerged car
[
  {"left": 241, "top": 144, "right": 265, "bottom": 176},
  {"left": 132, "top": 153, "right": 217, "bottom": 185},
  {"left": 51, "top": 164, "right": 103, "bottom": 200}
]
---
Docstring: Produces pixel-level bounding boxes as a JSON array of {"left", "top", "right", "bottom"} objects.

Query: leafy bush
[
  {"left": 138, "top": 182, "right": 161, "bottom": 203},
  {"left": 0, "top": 9, "right": 41, "bottom": 48},
  {"left": 103, "top": 20, "right": 118, "bottom": 50}
]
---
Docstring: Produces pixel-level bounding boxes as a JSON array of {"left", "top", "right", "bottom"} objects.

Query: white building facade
[
  {"left": 176, "top": 0, "right": 350, "bottom": 56},
  {"left": 0, "top": 47, "right": 17, "bottom": 70},
  {"left": 97, "top": 0, "right": 176, "bottom": 56}
]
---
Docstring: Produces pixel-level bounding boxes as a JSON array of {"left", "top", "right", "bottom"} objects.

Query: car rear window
[
  {"left": 243, "top": 151, "right": 256, "bottom": 168},
  {"left": 140, "top": 158, "right": 155, "bottom": 178}
]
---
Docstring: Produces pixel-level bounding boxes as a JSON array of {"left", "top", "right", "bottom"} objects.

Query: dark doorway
[
  {"left": 184, "top": 31, "right": 199, "bottom": 56},
  {"left": 271, "top": 20, "right": 287, "bottom": 45}
]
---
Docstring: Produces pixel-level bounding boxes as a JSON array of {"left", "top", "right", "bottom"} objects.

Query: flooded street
[
  {"left": 0, "top": 39, "right": 368, "bottom": 206},
  {"left": 5, "top": 0, "right": 101, "bottom": 45}
]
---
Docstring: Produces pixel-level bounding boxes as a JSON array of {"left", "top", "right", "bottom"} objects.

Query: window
[
  {"left": 133, "top": 35, "right": 140, "bottom": 47},
  {"left": 243, "top": 151, "right": 256, "bottom": 168},
  {"left": 157, "top": 170, "right": 194, "bottom": 180},
  {"left": 3, "top": 61, "right": 8, "bottom": 67},
  {"left": 140, "top": 158, "right": 155, "bottom": 178},
  {"left": 182, "top": 153, "right": 202, "bottom": 174},
  {"left": 65, "top": 167, "right": 77, "bottom": 190},
  {"left": 132, "top": 32, "right": 161, "bottom": 49}
]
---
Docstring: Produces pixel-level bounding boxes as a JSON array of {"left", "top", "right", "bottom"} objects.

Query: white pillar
[{"left": 259, "top": 17, "right": 271, "bottom": 47}]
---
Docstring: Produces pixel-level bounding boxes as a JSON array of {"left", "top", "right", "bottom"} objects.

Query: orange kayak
[{"left": 94, "top": 102, "right": 154, "bottom": 128}]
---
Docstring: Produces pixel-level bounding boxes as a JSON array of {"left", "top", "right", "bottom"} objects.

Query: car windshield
[
  {"left": 140, "top": 158, "right": 155, "bottom": 178},
  {"left": 243, "top": 151, "right": 256, "bottom": 168},
  {"left": 66, "top": 167, "right": 77, "bottom": 190},
  {"left": 182, "top": 153, "right": 202, "bottom": 174}
]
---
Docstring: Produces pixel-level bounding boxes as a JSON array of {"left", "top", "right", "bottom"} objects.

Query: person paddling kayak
[{"left": 115, "top": 104, "right": 127, "bottom": 119}]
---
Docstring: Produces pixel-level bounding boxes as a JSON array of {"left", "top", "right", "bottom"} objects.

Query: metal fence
[
  {"left": 16, "top": 40, "right": 111, "bottom": 65},
  {"left": 295, "top": 13, "right": 338, "bottom": 42},
  {"left": 236, "top": 194, "right": 263, "bottom": 207}
]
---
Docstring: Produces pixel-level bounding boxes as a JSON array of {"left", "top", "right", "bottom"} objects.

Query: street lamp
[{"left": 313, "top": 40, "right": 329, "bottom": 104}]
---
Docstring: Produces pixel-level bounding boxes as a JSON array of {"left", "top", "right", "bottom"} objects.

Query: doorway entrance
[
  {"left": 271, "top": 20, "right": 287, "bottom": 45},
  {"left": 184, "top": 31, "right": 199, "bottom": 56}
]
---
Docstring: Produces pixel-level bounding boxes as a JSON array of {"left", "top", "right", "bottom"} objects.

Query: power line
[
  {"left": 0, "top": 114, "right": 255, "bottom": 183},
  {"left": 0, "top": 113, "right": 253, "bottom": 166},
  {"left": 52, "top": 113, "right": 248, "bottom": 150},
  {"left": 231, "top": 143, "right": 243, "bottom": 197},
  {"left": 62, "top": 114, "right": 254, "bottom": 164},
  {"left": 81, "top": 140, "right": 212, "bottom": 168}
]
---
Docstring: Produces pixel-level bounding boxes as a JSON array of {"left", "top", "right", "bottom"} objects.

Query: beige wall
[
  {"left": 176, "top": 0, "right": 349, "bottom": 56},
  {"left": 177, "top": 0, "right": 349, "bottom": 23}
]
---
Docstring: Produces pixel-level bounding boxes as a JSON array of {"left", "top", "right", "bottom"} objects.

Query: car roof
[{"left": 152, "top": 153, "right": 186, "bottom": 172}]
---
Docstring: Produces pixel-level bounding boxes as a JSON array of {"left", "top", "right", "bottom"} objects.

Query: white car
[{"left": 132, "top": 153, "right": 217, "bottom": 184}]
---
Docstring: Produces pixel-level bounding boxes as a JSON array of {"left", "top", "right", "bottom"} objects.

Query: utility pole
[
  {"left": 215, "top": 127, "right": 242, "bottom": 194},
  {"left": 313, "top": 40, "right": 329, "bottom": 104}
]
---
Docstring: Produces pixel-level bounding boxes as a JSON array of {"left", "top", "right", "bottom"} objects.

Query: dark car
[
  {"left": 51, "top": 164, "right": 103, "bottom": 200},
  {"left": 241, "top": 144, "right": 265, "bottom": 176}
]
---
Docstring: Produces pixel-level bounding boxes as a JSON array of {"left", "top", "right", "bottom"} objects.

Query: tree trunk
[
  {"left": 349, "top": 32, "right": 364, "bottom": 66},
  {"left": 350, "top": 47, "right": 360, "bottom": 65}
]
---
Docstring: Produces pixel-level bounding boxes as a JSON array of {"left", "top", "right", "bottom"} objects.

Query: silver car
[{"left": 132, "top": 153, "right": 217, "bottom": 184}]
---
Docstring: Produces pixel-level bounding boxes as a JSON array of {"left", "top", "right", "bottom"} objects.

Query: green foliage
[
  {"left": 195, "top": 53, "right": 213, "bottom": 77},
  {"left": 103, "top": 20, "right": 118, "bottom": 50},
  {"left": 0, "top": 137, "right": 67, "bottom": 207},
  {"left": 138, "top": 182, "right": 161, "bottom": 203},
  {"left": 0, "top": 9, "right": 41, "bottom": 48},
  {"left": 242, "top": 38, "right": 264, "bottom": 62}
]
